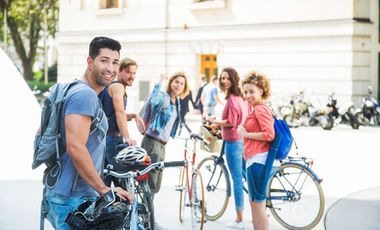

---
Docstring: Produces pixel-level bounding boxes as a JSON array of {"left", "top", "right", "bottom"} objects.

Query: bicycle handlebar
[
  {"left": 164, "top": 161, "right": 186, "bottom": 168},
  {"left": 190, "top": 133, "right": 210, "bottom": 145},
  {"left": 104, "top": 160, "right": 186, "bottom": 179}
]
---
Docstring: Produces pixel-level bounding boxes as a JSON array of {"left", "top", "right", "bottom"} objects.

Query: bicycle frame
[
  {"left": 183, "top": 137, "right": 200, "bottom": 201},
  {"left": 199, "top": 138, "right": 325, "bottom": 229},
  {"left": 205, "top": 149, "right": 322, "bottom": 203},
  {"left": 286, "top": 156, "right": 322, "bottom": 182},
  {"left": 177, "top": 133, "right": 206, "bottom": 229},
  {"left": 105, "top": 161, "right": 185, "bottom": 230},
  {"left": 267, "top": 157, "right": 322, "bottom": 203},
  {"left": 204, "top": 153, "right": 233, "bottom": 197}
]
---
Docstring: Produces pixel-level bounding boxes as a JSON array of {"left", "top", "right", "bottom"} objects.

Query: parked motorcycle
[
  {"left": 308, "top": 106, "right": 329, "bottom": 126},
  {"left": 320, "top": 92, "right": 360, "bottom": 130},
  {"left": 281, "top": 90, "right": 312, "bottom": 128},
  {"left": 355, "top": 87, "right": 380, "bottom": 126}
]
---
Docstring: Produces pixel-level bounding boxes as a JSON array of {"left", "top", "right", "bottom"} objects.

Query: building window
[
  {"left": 190, "top": 0, "right": 226, "bottom": 10},
  {"left": 201, "top": 54, "right": 218, "bottom": 82},
  {"left": 99, "top": 0, "right": 118, "bottom": 9}
]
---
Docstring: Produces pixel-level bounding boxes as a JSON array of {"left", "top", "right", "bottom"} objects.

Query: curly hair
[
  {"left": 219, "top": 67, "right": 242, "bottom": 99},
  {"left": 166, "top": 71, "right": 189, "bottom": 99},
  {"left": 241, "top": 70, "right": 271, "bottom": 100}
]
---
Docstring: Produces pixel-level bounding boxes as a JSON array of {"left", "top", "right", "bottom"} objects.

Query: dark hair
[
  {"left": 89, "top": 36, "right": 121, "bottom": 59},
  {"left": 119, "top": 57, "right": 137, "bottom": 72},
  {"left": 219, "top": 67, "right": 242, "bottom": 99}
]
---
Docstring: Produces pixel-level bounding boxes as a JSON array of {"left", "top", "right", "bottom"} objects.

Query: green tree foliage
[{"left": 0, "top": 0, "right": 58, "bottom": 81}]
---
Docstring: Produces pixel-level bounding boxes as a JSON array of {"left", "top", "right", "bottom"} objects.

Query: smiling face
[
  {"left": 242, "top": 83, "right": 264, "bottom": 106},
  {"left": 89, "top": 48, "right": 120, "bottom": 87},
  {"left": 170, "top": 76, "right": 186, "bottom": 97},
  {"left": 119, "top": 65, "right": 137, "bottom": 87},
  {"left": 220, "top": 71, "right": 232, "bottom": 91}
]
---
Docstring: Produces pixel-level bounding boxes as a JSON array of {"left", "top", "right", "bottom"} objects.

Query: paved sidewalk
[
  {"left": 324, "top": 186, "right": 380, "bottom": 230},
  {"left": 1, "top": 117, "right": 380, "bottom": 229}
]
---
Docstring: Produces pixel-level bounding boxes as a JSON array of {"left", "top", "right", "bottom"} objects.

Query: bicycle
[
  {"left": 104, "top": 159, "right": 185, "bottom": 230},
  {"left": 198, "top": 140, "right": 325, "bottom": 230},
  {"left": 175, "top": 133, "right": 209, "bottom": 230}
]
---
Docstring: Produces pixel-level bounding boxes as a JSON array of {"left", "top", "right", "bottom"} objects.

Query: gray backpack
[
  {"left": 33, "top": 81, "right": 77, "bottom": 170},
  {"left": 33, "top": 80, "right": 101, "bottom": 171}
]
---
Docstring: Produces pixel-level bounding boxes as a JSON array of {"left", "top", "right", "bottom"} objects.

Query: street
[{"left": 0, "top": 118, "right": 379, "bottom": 229}]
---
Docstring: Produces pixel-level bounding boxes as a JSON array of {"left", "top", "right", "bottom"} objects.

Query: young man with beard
[{"left": 99, "top": 58, "right": 145, "bottom": 186}]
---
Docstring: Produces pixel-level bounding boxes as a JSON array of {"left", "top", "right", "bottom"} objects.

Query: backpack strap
[{"left": 89, "top": 98, "right": 104, "bottom": 135}]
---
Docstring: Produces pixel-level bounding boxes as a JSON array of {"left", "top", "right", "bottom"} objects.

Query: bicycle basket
[{"left": 199, "top": 125, "right": 223, "bottom": 153}]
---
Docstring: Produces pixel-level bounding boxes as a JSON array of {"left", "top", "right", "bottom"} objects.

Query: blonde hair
[
  {"left": 242, "top": 71, "right": 271, "bottom": 100},
  {"left": 166, "top": 71, "right": 189, "bottom": 99},
  {"left": 119, "top": 57, "right": 137, "bottom": 72}
]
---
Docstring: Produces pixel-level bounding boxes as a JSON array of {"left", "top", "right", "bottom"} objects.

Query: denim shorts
[
  {"left": 246, "top": 163, "right": 277, "bottom": 203},
  {"left": 46, "top": 190, "right": 97, "bottom": 230}
]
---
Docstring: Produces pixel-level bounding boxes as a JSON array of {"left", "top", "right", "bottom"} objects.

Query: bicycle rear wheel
[
  {"left": 191, "top": 170, "right": 205, "bottom": 230},
  {"left": 267, "top": 163, "right": 325, "bottom": 230},
  {"left": 198, "top": 156, "right": 230, "bottom": 221},
  {"left": 179, "top": 166, "right": 188, "bottom": 222}
]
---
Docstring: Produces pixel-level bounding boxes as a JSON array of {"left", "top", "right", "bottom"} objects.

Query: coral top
[{"left": 243, "top": 104, "right": 275, "bottom": 159}]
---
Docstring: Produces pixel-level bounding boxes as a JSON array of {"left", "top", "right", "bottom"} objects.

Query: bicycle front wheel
[
  {"left": 178, "top": 166, "right": 187, "bottom": 222},
  {"left": 137, "top": 180, "right": 154, "bottom": 230},
  {"left": 198, "top": 156, "right": 230, "bottom": 221},
  {"left": 267, "top": 163, "right": 325, "bottom": 230},
  {"left": 191, "top": 170, "right": 205, "bottom": 230}
]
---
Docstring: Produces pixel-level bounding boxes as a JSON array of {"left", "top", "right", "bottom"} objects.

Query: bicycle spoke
[
  {"left": 198, "top": 157, "right": 229, "bottom": 221},
  {"left": 268, "top": 163, "right": 325, "bottom": 230}
]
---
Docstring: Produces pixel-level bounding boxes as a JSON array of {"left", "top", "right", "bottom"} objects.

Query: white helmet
[{"left": 115, "top": 146, "right": 150, "bottom": 167}]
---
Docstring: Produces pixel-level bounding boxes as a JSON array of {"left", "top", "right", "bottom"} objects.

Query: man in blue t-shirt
[
  {"left": 45, "top": 37, "right": 132, "bottom": 230},
  {"left": 201, "top": 75, "right": 222, "bottom": 118}
]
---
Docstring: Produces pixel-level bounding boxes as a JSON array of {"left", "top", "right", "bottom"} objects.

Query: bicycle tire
[
  {"left": 191, "top": 170, "right": 205, "bottom": 230},
  {"left": 267, "top": 163, "right": 325, "bottom": 230},
  {"left": 137, "top": 180, "right": 154, "bottom": 230},
  {"left": 179, "top": 166, "right": 187, "bottom": 222},
  {"left": 198, "top": 156, "right": 230, "bottom": 221}
]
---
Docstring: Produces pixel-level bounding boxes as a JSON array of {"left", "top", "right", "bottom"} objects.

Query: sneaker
[
  {"left": 154, "top": 222, "right": 167, "bottom": 230},
  {"left": 226, "top": 220, "right": 245, "bottom": 229}
]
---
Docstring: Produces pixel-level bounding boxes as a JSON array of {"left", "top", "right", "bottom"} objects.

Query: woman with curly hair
[
  {"left": 238, "top": 71, "right": 279, "bottom": 230},
  {"left": 208, "top": 67, "right": 248, "bottom": 229}
]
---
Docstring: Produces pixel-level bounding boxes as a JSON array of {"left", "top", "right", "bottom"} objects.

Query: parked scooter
[
  {"left": 355, "top": 87, "right": 380, "bottom": 126},
  {"left": 281, "top": 90, "right": 311, "bottom": 128},
  {"left": 308, "top": 106, "right": 329, "bottom": 127},
  {"left": 320, "top": 92, "right": 360, "bottom": 130}
]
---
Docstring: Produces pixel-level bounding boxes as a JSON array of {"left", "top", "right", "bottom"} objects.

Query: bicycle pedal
[{"left": 174, "top": 186, "right": 185, "bottom": 192}]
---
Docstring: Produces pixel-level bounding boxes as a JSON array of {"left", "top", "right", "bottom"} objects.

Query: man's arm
[
  {"left": 65, "top": 114, "right": 132, "bottom": 200},
  {"left": 65, "top": 114, "right": 110, "bottom": 195},
  {"left": 109, "top": 83, "right": 136, "bottom": 146}
]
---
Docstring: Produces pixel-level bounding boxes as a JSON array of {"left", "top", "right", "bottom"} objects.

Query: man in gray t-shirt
[{"left": 45, "top": 37, "right": 132, "bottom": 230}]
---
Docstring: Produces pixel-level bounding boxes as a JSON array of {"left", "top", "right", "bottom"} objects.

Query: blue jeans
[
  {"left": 46, "top": 190, "right": 96, "bottom": 230},
  {"left": 246, "top": 163, "right": 277, "bottom": 203},
  {"left": 225, "top": 140, "right": 244, "bottom": 211},
  {"left": 104, "top": 135, "right": 123, "bottom": 186}
]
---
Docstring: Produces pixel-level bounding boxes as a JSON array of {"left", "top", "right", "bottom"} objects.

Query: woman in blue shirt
[{"left": 140, "top": 72, "right": 189, "bottom": 194}]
